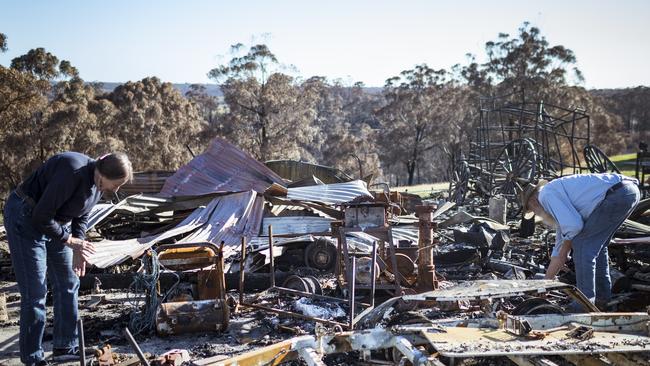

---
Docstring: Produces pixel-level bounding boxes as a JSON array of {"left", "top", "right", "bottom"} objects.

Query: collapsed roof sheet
[
  {"left": 88, "top": 191, "right": 263, "bottom": 268},
  {"left": 265, "top": 160, "right": 353, "bottom": 184},
  {"left": 119, "top": 170, "right": 174, "bottom": 196},
  {"left": 160, "top": 137, "right": 286, "bottom": 197},
  {"left": 286, "top": 180, "right": 372, "bottom": 205},
  {"left": 87, "top": 203, "right": 121, "bottom": 230},
  {"left": 176, "top": 192, "right": 264, "bottom": 259},
  {"left": 87, "top": 193, "right": 222, "bottom": 231}
]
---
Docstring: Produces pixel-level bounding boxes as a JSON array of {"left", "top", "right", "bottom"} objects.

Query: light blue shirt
[{"left": 538, "top": 173, "right": 636, "bottom": 257}]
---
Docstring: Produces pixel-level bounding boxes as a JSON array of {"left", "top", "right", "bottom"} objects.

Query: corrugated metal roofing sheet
[
  {"left": 119, "top": 170, "right": 174, "bottom": 196},
  {"left": 160, "top": 137, "right": 286, "bottom": 197},
  {"left": 248, "top": 234, "right": 316, "bottom": 250},
  {"left": 260, "top": 216, "right": 334, "bottom": 236},
  {"left": 86, "top": 194, "right": 222, "bottom": 231},
  {"left": 286, "top": 180, "right": 372, "bottom": 205},
  {"left": 177, "top": 192, "right": 264, "bottom": 259},
  {"left": 344, "top": 226, "right": 419, "bottom": 253},
  {"left": 265, "top": 160, "right": 353, "bottom": 184},
  {"left": 87, "top": 203, "right": 120, "bottom": 230},
  {"left": 88, "top": 191, "right": 264, "bottom": 268},
  {"left": 270, "top": 204, "right": 334, "bottom": 219},
  {"left": 391, "top": 226, "right": 419, "bottom": 243}
]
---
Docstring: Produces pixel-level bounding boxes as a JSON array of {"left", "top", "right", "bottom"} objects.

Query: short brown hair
[{"left": 96, "top": 152, "right": 133, "bottom": 181}]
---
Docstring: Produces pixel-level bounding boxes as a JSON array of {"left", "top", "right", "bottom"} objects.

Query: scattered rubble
[{"left": 2, "top": 131, "right": 650, "bottom": 365}]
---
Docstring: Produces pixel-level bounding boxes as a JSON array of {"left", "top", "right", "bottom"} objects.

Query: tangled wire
[{"left": 127, "top": 250, "right": 179, "bottom": 335}]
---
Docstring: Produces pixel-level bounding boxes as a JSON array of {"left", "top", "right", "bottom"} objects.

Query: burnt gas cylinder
[{"left": 155, "top": 299, "right": 229, "bottom": 336}]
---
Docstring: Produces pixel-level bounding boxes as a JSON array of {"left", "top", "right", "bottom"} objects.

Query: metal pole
[
  {"left": 77, "top": 318, "right": 85, "bottom": 366},
  {"left": 124, "top": 327, "right": 150, "bottom": 366},
  {"left": 348, "top": 257, "right": 356, "bottom": 330},
  {"left": 416, "top": 205, "right": 437, "bottom": 291},
  {"left": 218, "top": 241, "right": 226, "bottom": 300},
  {"left": 239, "top": 237, "right": 247, "bottom": 305},
  {"left": 370, "top": 241, "right": 377, "bottom": 309},
  {"left": 268, "top": 225, "right": 275, "bottom": 288}
]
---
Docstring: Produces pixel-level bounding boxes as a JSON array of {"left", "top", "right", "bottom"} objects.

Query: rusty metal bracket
[{"left": 95, "top": 345, "right": 115, "bottom": 366}]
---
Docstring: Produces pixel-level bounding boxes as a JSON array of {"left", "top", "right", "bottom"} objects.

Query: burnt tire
[
  {"left": 512, "top": 297, "right": 563, "bottom": 315},
  {"left": 304, "top": 239, "right": 337, "bottom": 272}
]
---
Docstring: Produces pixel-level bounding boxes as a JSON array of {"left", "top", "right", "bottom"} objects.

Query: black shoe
[{"left": 52, "top": 346, "right": 96, "bottom": 361}]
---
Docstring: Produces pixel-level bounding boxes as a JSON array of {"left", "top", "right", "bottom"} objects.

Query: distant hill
[
  {"left": 91, "top": 82, "right": 383, "bottom": 97},
  {"left": 96, "top": 82, "right": 224, "bottom": 97},
  {"left": 88, "top": 82, "right": 647, "bottom": 103}
]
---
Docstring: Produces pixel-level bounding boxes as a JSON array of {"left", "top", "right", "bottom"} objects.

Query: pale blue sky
[{"left": 1, "top": 0, "right": 648, "bottom": 88}]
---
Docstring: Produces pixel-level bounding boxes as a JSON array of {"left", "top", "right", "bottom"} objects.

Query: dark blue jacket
[{"left": 20, "top": 152, "right": 102, "bottom": 242}]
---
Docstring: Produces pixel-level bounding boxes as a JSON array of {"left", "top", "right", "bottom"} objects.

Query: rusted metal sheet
[
  {"left": 287, "top": 180, "right": 372, "bottom": 205},
  {"left": 119, "top": 170, "right": 174, "bottom": 196},
  {"left": 88, "top": 191, "right": 263, "bottom": 268},
  {"left": 155, "top": 299, "right": 229, "bottom": 335},
  {"left": 160, "top": 137, "right": 286, "bottom": 197},
  {"left": 265, "top": 160, "right": 353, "bottom": 184}
]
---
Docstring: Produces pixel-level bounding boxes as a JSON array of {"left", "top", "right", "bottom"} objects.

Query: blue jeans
[
  {"left": 3, "top": 192, "right": 79, "bottom": 364},
  {"left": 571, "top": 182, "right": 640, "bottom": 305}
]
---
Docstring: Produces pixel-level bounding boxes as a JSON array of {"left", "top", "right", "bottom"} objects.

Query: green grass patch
[
  {"left": 610, "top": 153, "right": 636, "bottom": 163},
  {"left": 609, "top": 153, "right": 637, "bottom": 176}
]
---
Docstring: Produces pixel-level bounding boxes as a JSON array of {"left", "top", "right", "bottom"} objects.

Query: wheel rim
[
  {"left": 304, "top": 239, "right": 337, "bottom": 272},
  {"left": 584, "top": 144, "right": 620, "bottom": 174},
  {"left": 491, "top": 138, "right": 537, "bottom": 200},
  {"left": 449, "top": 159, "right": 470, "bottom": 205}
]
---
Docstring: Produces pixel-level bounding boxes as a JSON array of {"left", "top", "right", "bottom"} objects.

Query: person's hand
[
  {"left": 72, "top": 249, "right": 87, "bottom": 277},
  {"left": 66, "top": 237, "right": 96, "bottom": 261}
]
